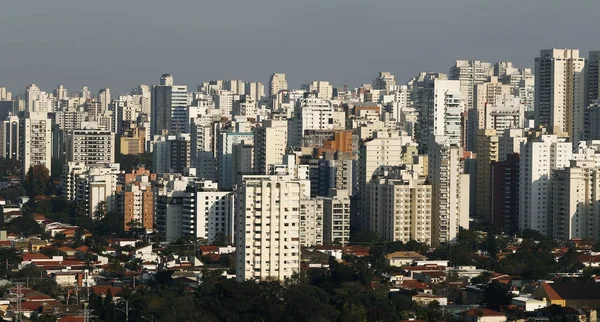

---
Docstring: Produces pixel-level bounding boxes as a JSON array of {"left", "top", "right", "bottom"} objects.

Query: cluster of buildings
[{"left": 3, "top": 47, "right": 600, "bottom": 282}]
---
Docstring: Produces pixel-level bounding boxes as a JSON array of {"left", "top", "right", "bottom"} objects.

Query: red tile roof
[
  {"left": 91, "top": 285, "right": 123, "bottom": 297},
  {"left": 22, "top": 253, "right": 50, "bottom": 261},
  {"left": 199, "top": 246, "right": 219, "bottom": 254}
]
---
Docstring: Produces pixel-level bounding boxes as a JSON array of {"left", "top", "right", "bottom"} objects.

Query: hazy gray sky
[{"left": 0, "top": 0, "right": 597, "bottom": 95}]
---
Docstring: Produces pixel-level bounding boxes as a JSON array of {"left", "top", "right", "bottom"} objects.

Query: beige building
[
  {"left": 535, "top": 49, "right": 586, "bottom": 141},
  {"left": 21, "top": 111, "right": 52, "bottom": 177},
  {"left": 370, "top": 176, "right": 432, "bottom": 245},
  {"left": 428, "top": 137, "right": 470, "bottom": 245},
  {"left": 357, "top": 131, "right": 412, "bottom": 231},
  {"left": 476, "top": 129, "right": 499, "bottom": 222},
  {"left": 254, "top": 119, "right": 288, "bottom": 175},
  {"left": 235, "top": 175, "right": 301, "bottom": 281},
  {"left": 321, "top": 189, "right": 351, "bottom": 246}
]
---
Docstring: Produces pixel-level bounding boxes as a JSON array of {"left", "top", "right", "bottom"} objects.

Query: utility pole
[
  {"left": 116, "top": 299, "right": 130, "bottom": 322},
  {"left": 15, "top": 282, "right": 23, "bottom": 322}
]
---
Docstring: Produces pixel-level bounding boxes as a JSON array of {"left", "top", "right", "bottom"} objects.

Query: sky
[{"left": 0, "top": 0, "right": 598, "bottom": 95}]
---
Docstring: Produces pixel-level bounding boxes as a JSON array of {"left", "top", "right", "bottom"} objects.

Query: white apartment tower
[
  {"left": 289, "top": 93, "right": 334, "bottom": 148},
  {"left": 21, "top": 112, "right": 52, "bottom": 177},
  {"left": 254, "top": 119, "right": 288, "bottom": 175},
  {"left": 519, "top": 135, "right": 572, "bottom": 235},
  {"left": 0, "top": 87, "right": 12, "bottom": 101},
  {"left": 321, "top": 189, "right": 351, "bottom": 246},
  {"left": 182, "top": 180, "right": 235, "bottom": 243},
  {"left": 552, "top": 159, "right": 600, "bottom": 241},
  {"left": 535, "top": 49, "right": 586, "bottom": 141},
  {"left": 98, "top": 88, "right": 111, "bottom": 114},
  {"left": 306, "top": 81, "right": 333, "bottom": 100},
  {"left": 235, "top": 175, "right": 301, "bottom": 281},
  {"left": 413, "top": 76, "right": 462, "bottom": 153},
  {"left": 428, "top": 137, "right": 470, "bottom": 245},
  {"left": 268, "top": 73, "right": 288, "bottom": 97},
  {"left": 449, "top": 60, "right": 494, "bottom": 109},
  {"left": 1, "top": 114, "right": 19, "bottom": 160},
  {"left": 373, "top": 72, "right": 396, "bottom": 91},
  {"left": 66, "top": 126, "right": 115, "bottom": 166},
  {"left": 357, "top": 132, "right": 412, "bottom": 231}
]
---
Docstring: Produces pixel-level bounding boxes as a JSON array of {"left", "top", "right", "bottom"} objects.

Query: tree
[
  {"left": 0, "top": 249, "right": 21, "bottom": 278},
  {"left": 349, "top": 231, "right": 381, "bottom": 245},
  {"left": 25, "top": 165, "right": 50, "bottom": 197},
  {"left": 93, "top": 201, "right": 108, "bottom": 219},
  {"left": 483, "top": 282, "right": 513, "bottom": 311},
  {"left": 6, "top": 215, "right": 43, "bottom": 236}
]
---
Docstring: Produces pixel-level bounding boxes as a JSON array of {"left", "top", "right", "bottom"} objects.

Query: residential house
[
  {"left": 464, "top": 308, "right": 506, "bottom": 322},
  {"left": 385, "top": 251, "right": 427, "bottom": 267},
  {"left": 535, "top": 282, "right": 600, "bottom": 308}
]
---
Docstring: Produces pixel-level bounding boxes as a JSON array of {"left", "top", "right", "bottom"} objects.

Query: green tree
[
  {"left": 6, "top": 215, "right": 43, "bottom": 236},
  {"left": 0, "top": 249, "right": 22, "bottom": 278},
  {"left": 25, "top": 165, "right": 50, "bottom": 197}
]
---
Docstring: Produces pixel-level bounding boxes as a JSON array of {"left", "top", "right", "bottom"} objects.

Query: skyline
[{"left": 0, "top": 0, "right": 598, "bottom": 93}]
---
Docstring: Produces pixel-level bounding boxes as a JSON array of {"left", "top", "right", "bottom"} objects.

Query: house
[
  {"left": 511, "top": 295, "right": 548, "bottom": 312},
  {"left": 29, "top": 239, "right": 48, "bottom": 253},
  {"left": 199, "top": 246, "right": 219, "bottom": 255},
  {"left": 132, "top": 244, "right": 156, "bottom": 262},
  {"left": 385, "top": 251, "right": 427, "bottom": 267},
  {"left": 446, "top": 266, "right": 486, "bottom": 281},
  {"left": 58, "top": 246, "right": 77, "bottom": 257},
  {"left": 412, "top": 294, "right": 448, "bottom": 306},
  {"left": 464, "top": 308, "right": 506, "bottom": 322},
  {"left": 413, "top": 271, "right": 446, "bottom": 284},
  {"left": 578, "top": 254, "right": 600, "bottom": 267},
  {"left": 535, "top": 282, "right": 600, "bottom": 308}
]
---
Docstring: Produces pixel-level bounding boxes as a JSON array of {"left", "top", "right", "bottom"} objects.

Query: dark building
[{"left": 491, "top": 153, "right": 519, "bottom": 235}]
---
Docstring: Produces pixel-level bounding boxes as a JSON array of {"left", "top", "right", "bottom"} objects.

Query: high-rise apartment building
[
  {"left": 475, "top": 129, "right": 499, "bottom": 222},
  {"left": 321, "top": 189, "right": 351, "bottom": 246},
  {"left": 0, "top": 87, "right": 12, "bottom": 101},
  {"left": 151, "top": 74, "right": 190, "bottom": 135},
  {"left": 182, "top": 180, "right": 235, "bottom": 243},
  {"left": 254, "top": 119, "right": 288, "bottom": 175},
  {"left": 370, "top": 176, "right": 432, "bottom": 245},
  {"left": 98, "top": 88, "right": 111, "bottom": 114},
  {"left": 305, "top": 81, "right": 333, "bottom": 100},
  {"left": 235, "top": 175, "right": 301, "bottom": 281},
  {"left": 449, "top": 60, "right": 494, "bottom": 109},
  {"left": 491, "top": 153, "right": 520, "bottom": 234},
  {"left": 413, "top": 77, "right": 462, "bottom": 153},
  {"left": 268, "top": 73, "right": 288, "bottom": 98},
  {"left": 217, "top": 129, "right": 254, "bottom": 190},
  {"left": 245, "top": 82, "right": 265, "bottom": 102},
  {"left": 552, "top": 159, "right": 600, "bottom": 240},
  {"left": 357, "top": 132, "right": 411, "bottom": 231},
  {"left": 428, "top": 137, "right": 470, "bottom": 245},
  {"left": 1, "top": 114, "right": 19, "bottom": 160},
  {"left": 535, "top": 49, "right": 586, "bottom": 141},
  {"left": 21, "top": 112, "right": 52, "bottom": 177},
  {"left": 373, "top": 72, "right": 396, "bottom": 91},
  {"left": 66, "top": 126, "right": 115, "bottom": 166},
  {"left": 519, "top": 134, "right": 572, "bottom": 235},
  {"left": 586, "top": 51, "right": 600, "bottom": 107},
  {"left": 299, "top": 197, "right": 323, "bottom": 247},
  {"left": 152, "top": 133, "right": 191, "bottom": 174},
  {"left": 289, "top": 93, "right": 334, "bottom": 148},
  {"left": 116, "top": 167, "right": 156, "bottom": 231}
]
